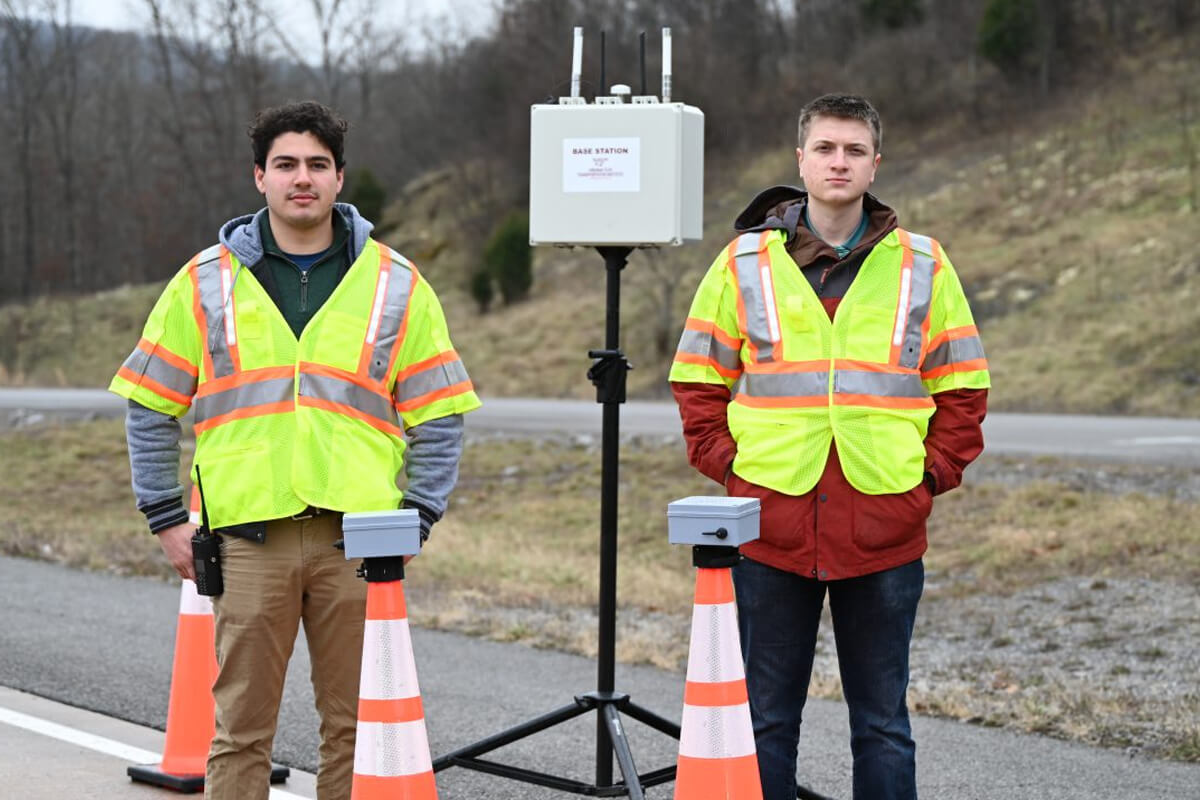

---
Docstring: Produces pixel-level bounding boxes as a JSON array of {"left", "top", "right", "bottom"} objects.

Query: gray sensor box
[
  {"left": 342, "top": 509, "right": 422, "bottom": 559},
  {"left": 667, "top": 496, "right": 760, "bottom": 547}
]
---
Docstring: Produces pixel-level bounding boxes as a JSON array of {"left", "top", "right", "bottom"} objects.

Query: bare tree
[
  {"left": 39, "top": 0, "right": 89, "bottom": 291},
  {"left": 0, "top": 0, "right": 52, "bottom": 300}
]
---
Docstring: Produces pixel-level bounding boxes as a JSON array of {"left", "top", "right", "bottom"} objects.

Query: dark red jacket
[{"left": 672, "top": 187, "right": 987, "bottom": 580}]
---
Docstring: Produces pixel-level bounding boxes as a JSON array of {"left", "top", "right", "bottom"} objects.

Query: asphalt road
[
  {"left": 3, "top": 388, "right": 1200, "bottom": 466},
  {"left": 1, "top": 556, "right": 1197, "bottom": 799}
]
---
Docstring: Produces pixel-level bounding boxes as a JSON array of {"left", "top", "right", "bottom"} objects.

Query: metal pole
[{"left": 594, "top": 246, "right": 626, "bottom": 787}]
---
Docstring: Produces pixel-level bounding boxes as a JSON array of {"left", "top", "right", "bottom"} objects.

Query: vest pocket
[{"left": 193, "top": 441, "right": 274, "bottom": 527}]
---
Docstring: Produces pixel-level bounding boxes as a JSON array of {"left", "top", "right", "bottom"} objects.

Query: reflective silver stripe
[
  {"left": 899, "top": 233, "right": 937, "bottom": 369},
  {"left": 736, "top": 371, "right": 829, "bottom": 398},
  {"left": 676, "top": 328, "right": 741, "bottom": 372},
  {"left": 122, "top": 348, "right": 197, "bottom": 398},
  {"left": 394, "top": 357, "right": 470, "bottom": 405},
  {"left": 834, "top": 370, "right": 928, "bottom": 398},
  {"left": 195, "top": 245, "right": 236, "bottom": 379},
  {"left": 300, "top": 372, "right": 400, "bottom": 432},
  {"left": 923, "top": 335, "right": 986, "bottom": 371},
  {"left": 366, "top": 248, "right": 414, "bottom": 383},
  {"left": 730, "top": 233, "right": 777, "bottom": 364},
  {"left": 193, "top": 376, "right": 294, "bottom": 424}
]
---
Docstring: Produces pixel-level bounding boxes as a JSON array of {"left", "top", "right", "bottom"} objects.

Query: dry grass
[
  {"left": 2, "top": 418, "right": 1198, "bottom": 760},
  {"left": 925, "top": 480, "right": 1200, "bottom": 590}
]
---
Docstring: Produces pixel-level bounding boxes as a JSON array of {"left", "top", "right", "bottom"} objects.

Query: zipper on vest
[{"left": 299, "top": 271, "right": 309, "bottom": 312}]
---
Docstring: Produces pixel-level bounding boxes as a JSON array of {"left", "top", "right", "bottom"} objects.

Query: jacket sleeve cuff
[
  {"left": 140, "top": 498, "right": 190, "bottom": 534},
  {"left": 402, "top": 499, "right": 437, "bottom": 543}
]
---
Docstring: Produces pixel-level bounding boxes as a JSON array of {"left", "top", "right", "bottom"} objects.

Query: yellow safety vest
[
  {"left": 110, "top": 239, "right": 481, "bottom": 528},
  {"left": 670, "top": 228, "right": 989, "bottom": 496}
]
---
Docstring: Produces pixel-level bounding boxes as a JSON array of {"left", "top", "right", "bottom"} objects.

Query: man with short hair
[
  {"left": 112, "top": 100, "right": 480, "bottom": 799},
  {"left": 669, "top": 93, "right": 989, "bottom": 799}
]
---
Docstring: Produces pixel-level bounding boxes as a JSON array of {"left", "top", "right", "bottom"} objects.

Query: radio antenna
[
  {"left": 639, "top": 31, "right": 647, "bottom": 95},
  {"left": 661, "top": 27, "right": 672, "bottom": 102},
  {"left": 600, "top": 29, "right": 607, "bottom": 96},
  {"left": 570, "top": 26, "right": 583, "bottom": 97}
]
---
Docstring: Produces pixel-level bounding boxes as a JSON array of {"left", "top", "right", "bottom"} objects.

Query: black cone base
[{"left": 127, "top": 762, "right": 289, "bottom": 793}]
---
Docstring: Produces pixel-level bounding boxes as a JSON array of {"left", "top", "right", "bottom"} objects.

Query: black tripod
[
  {"left": 432, "top": 246, "right": 680, "bottom": 797},
  {"left": 431, "top": 247, "right": 835, "bottom": 800}
]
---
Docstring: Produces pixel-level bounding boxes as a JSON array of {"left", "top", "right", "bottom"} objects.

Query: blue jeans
[{"left": 732, "top": 557, "right": 924, "bottom": 800}]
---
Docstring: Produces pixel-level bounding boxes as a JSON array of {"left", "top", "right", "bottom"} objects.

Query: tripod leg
[
  {"left": 621, "top": 700, "right": 682, "bottom": 739},
  {"left": 432, "top": 700, "right": 588, "bottom": 770},
  {"left": 600, "top": 705, "right": 644, "bottom": 800},
  {"left": 797, "top": 784, "right": 836, "bottom": 800}
]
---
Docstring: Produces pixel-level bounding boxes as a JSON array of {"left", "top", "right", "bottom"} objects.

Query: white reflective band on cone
[
  {"left": 359, "top": 618, "right": 421, "bottom": 699},
  {"left": 354, "top": 719, "right": 434, "bottom": 776},
  {"left": 178, "top": 579, "right": 214, "bottom": 615},
  {"left": 685, "top": 603, "right": 745, "bottom": 684},
  {"left": 678, "top": 703, "right": 757, "bottom": 759}
]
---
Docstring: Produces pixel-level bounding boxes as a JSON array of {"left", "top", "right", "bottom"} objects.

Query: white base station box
[
  {"left": 667, "top": 496, "right": 760, "bottom": 547},
  {"left": 529, "top": 102, "right": 704, "bottom": 247}
]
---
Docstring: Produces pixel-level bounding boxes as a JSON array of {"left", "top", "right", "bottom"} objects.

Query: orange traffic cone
[
  {"left": 127, "top": 579, "right": 218, "bottom": 791},
  {"left": 351, "top": 580, "right": 438, "bottom": 799},
  {"left": 674, "top": 567, "right": 763, "bottom": 800}
]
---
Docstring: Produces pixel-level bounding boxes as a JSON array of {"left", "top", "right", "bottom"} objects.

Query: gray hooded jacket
[{"left": 126, "top": 204, "right": 464, "bottom": 538}]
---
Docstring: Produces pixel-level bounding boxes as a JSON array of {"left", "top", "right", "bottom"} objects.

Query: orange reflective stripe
[
  {"left": 922, "top": 358, "right": 989, "bottom": 381},
  {"left": 393, "top": 381, "right": 475, "bottom": 414},
  {"left": 673, "top": 351, "right": 740, "bottom": 380},
  {"left": 733, "top": 394, "right": 828, "bottom": 409},
  {"left": 676, "top": 317, "right": 742, "bottom": 377},
  {"left": 927, "top": 324, "right": 979, "bottom": 352},
  {"left": 832, "top": 358, "right": 910, "bottom": 374},
  {"left": 357, "top": 242, "right": 413, "bottom": 382},
  {"left": 890, "top": 230, "right": 916, "bottom": 366},
  {"left": 742, "top": 359, "right": 828, "bottom": 374},
  {"left": 384, "top": 253, "right": 417, "bottom": 383},
  {"left": 358, "top": 245, "right": 392, "bottom": 376},
  {"left": 393, "top": 350, "right": 459, "bottom": 383},
  {"left": 684, "top": 679, "right": 749, "bottom": 707},
  {"left": 187, "top": 256, "right": 214, "bottom": 382},
  {"left": 757, "top": 232, "right": 782, "bottom": 362},
  {"left": 193, "top": 401, "right": 293, "bottom": 434},
  {"left": 219, "top": 248, "right": 242, "bottom": 374},
  {"left": 116, "top": 366, "right": 193, "bottom": 407},
  {"left": 832, "top": 393, "right": 935, "bottom": 410},
  {"left": 685, "top": 316, "right": 741, "bottom": 351},
  {"left": 357, "top": 696, "right": 425, "bottom": 724},
  {"left": 196, "top": 365, "right": 295, "bottom": 397},
  {"left": 298, "top": 395, "right": 404, "bottom": 437},
  {"left": 137, "top": 339, "right": 198, "bottom": 377}
]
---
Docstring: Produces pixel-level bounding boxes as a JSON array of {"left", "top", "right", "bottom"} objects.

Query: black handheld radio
[{"left": 191, "top": 468, "right": 224, "bottom": 596}]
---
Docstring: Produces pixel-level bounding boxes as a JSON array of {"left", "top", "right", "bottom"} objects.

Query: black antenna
[
  {"left": 639, "top": 31, "right": 647, "bottom": 95},
  {"left": 599, "top": 29, "right": 606, "bottom": 97},
  {"left": 195, "top": 466, "right": 211, "bottom": 531}
]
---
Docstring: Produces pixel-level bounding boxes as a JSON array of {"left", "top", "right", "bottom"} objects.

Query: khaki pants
[{"left": 206, "top": 512, "right": 366, "bottom": 800}]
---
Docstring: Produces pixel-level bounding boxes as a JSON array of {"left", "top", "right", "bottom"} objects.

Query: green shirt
[
  {"left": 804, "top": 207, "right": 869, "bottom": 259},
  {"left": 256, "top": 212, "right": 351, "bottom": 338}
]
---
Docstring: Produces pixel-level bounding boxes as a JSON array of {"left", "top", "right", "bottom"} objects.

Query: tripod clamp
[{"left": 587, "top": 349, "right": 632, "bottom": 404}]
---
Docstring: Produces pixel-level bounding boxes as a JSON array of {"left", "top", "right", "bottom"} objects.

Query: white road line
[
  {"left": 0, "top": 706, "right": 159, "bottom": 763},
  {"left": 0, "top": 705, "right": 311, "bottom": 799},
  {"left": 1115, "top": 436, "right": 1200, "bottom": 446}
]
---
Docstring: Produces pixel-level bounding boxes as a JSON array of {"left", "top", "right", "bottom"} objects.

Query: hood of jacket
[
  {"left": 218, "top": 202, "right": 375, "bottom": 268},
  {"left": 732, "top": 185, "right": 898, "bottom": 266}
]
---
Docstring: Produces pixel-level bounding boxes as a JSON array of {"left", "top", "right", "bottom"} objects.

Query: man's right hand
[{"left": 157, "top": 522, "right": 198, "bottom": 581}]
